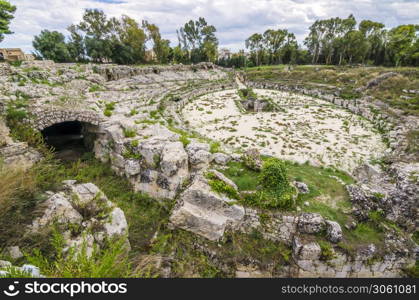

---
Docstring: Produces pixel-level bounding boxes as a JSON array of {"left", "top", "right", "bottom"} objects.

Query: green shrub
[
  {"left": 123, "top": 128, "right": 137, "bottom": 138},
  {"left": 318, "top": 240, "right": 336, "bottom": 261},
  {"left": 104, "top": 109, "right": 112, "bottom": 117},
  {"left": 237, "top": 88, "right": 257, "bottom": 100},
  {"left": 8, "top": 60, "right": 22, "bottom": 67},
  {"left": 209, "top": 141, "right": 221, "bottom": 153},
  {"left": 130, "top": 109, "right": 139, "bottom": 116},
  {"left": 241, "top": 158, "right": 295, "bottom": 209},
  {"left": 179, "top": 135, "right": 190, "bottom": 147},
  {"left": 122, "top": 149, "right": 141, "bottom": 160},
  {"left": 25, "top": 231, "right": 135, "bottom": 278},
  {"left": 258, "top": 158, "right": 289, "bottom": 190},
  {"left": 149, "top": 111, "right": 159, "bottom": 119},
  {"left": 105, "top": 102, "right": 116, "bottom": 111},
  {"left": 88, "top": 84, "right": 102, "bottom": 93},
  {"left": 206, "top": 172, "right": 239, "bottom": 200}
]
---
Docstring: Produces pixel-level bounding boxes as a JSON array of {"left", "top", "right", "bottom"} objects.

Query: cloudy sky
[{"left": 2, "top": 0, "right": 419, "bottom": 53}]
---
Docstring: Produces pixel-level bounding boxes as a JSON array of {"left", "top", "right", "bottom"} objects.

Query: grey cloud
[{"left": 2, "top": 0, "right": 418, "bottom": 53}]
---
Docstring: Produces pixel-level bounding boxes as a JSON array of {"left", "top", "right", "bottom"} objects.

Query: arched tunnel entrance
[{"left": 42, "top": 121, "right": 98, "bottom": 161}]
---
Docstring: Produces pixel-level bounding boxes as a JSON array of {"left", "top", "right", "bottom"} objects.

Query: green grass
[
  {"left": 25, "top": 231, "right": 136, "bottom": 278},
  {"left": 88, "top": 84, "right": 103, "bottom": 93},
  {"left": 285, "top": 160, "right": 354, "bottom": 203},
  {"left": 206, "top": 172, "right": 240, "bottom": 200},
  {"left": 217, "top": 161, "right": 260, "bottom": 191},
  {"left": 123, "top": 128, "right": 137, "bottom": 138},
  {"left": 244, "top": 65, "right": 419, "bottom": 116},
  {"left": 11, "top": 156, "right": 171, "bottom": 254},
  {"left": 209, "top": 141, "right": 221, "bottom": 153},
  {"left": 338, "top": 222, "right": 385, "bottom": 254}
]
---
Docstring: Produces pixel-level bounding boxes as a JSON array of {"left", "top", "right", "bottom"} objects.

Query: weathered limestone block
[
  {"left": 297, "top": 213, "right": 325, "bottom": 234},
  {"left": 124, "top": 159, "right": 141, "bottom": 176},
  {"left": 160, "top": 142, "right": 188, "bottom": 178},
  {"left": 186, "top": 142, "right": 212, "bottom": 170},
  {"left": 325, "top": 220, "right": 343, "bottom": 243},
  {"left": 212, "top": 153, "right": 231, "bottom": 165},
  {"left": 138, "top": 138, "right": 166, "bottom": 167},
  {"left": 28, "top": 181, "right": 129, "bottom": 256},
  {"left": 208, "top": 169, "right": 238, "bottom": 191},
  {"left": 243, "top": 148, "right": 263, "bottom": 171},
  {"left": 170, "top": 175, "right": 245, "bottom": 241},
  {"left": 293, "top": 237, "right": 321, "bottom": 260}
]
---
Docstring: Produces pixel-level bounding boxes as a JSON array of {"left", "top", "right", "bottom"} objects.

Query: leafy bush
[
  {"left": 123, "top": 128, "right": 137, "bottom": 138},
  {"left": 130, "top": 109, "right": 139, "bottom": 116},
  {"left": 237, "top": 88, "right": 257, "bottom": 100},
  {"left": 103, "top": 109, "right": 112, "bottom": 117},
  {"left": 206, "top": 172, "right": 239, "bottom": 200},
  {"left": 105, "top": 102, "right": 116, "bottom": 111},
  {"left": 258, "top": 158, "right": 289, "bottom": 190},
  {"left": 209, "top": 141, "right": 221, "bottom": 154},
  {"left": 242, "top": 158, "right": 295, "bottom": 209}
]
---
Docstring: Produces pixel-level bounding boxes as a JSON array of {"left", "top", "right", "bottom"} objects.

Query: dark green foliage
[
  {"left": 206, "top": 172, "right": 240, "bottom": 200},
  {"left": 33, "top": 30, "right": 71, "bottom": 62},
  {"left": 25, "top": 230, "right": 134, "bottom": 278},
  {"left": 412, "top": 231, "right": 419, "bottom": 245},
  {"left": 318, "top": 240, "right": 336, "bottom": 261},
  {"left": 242, "top": 158, "right": 295, "bottom": 209},
  {"left": 177, "top": 17, "right": 218, "bottom": 63},
  {"left": 0, "top": 0, "right": 16, "bottom": 43},
  {"left": 237, "top": 88, "right": 257, "bottom": 100},
  {"left": 218, "top": 161, "right": 260, "bottom": 191}
]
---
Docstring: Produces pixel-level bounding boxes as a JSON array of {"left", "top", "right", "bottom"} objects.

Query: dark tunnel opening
[{"left": 42, "top": 121, "right": 97, "bottom": 161}]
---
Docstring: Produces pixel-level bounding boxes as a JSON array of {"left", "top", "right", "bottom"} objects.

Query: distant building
[
  {"left": 145, "top": 49, "right": 157, "bottom": 62},
  {"left": 218, "top": 48, "right": 232, "bottom": 60},
  {"left": 0, "top": 48, "right": 35, "bottom": 62}
]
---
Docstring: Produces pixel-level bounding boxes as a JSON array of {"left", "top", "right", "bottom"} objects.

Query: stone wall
[
  {"left": 29, "top": 107, "right": 103, "bottom": 131},
  {"left": 93, "top": 62, "right": 227, "bottom": 81}
]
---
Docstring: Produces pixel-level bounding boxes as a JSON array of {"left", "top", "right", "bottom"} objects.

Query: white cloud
[{"left": 2, "top": 0, "right": 418, "bottom": 53}]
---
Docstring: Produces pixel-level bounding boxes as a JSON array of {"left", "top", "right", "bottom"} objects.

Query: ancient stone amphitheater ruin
[{"left": 0, "top": 60, "right": 417, "bottom": 278}]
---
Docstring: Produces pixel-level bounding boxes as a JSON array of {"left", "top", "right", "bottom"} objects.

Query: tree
[
  {"left": 387, "top": 24, "right": 418, "bottom": 66},
  {"left": 67, "top": 24, "right": 85, "bottom": 62},
  {"left": 177, "top": 17, "right": 218, "bottom": 63},
  {"left": 263, "top": 29, "right": 287, "bottom": 64},
  {"left": 0, "top": 0, "right": 16, "bottom": 43},
  {"left": 304, "top": 20, "right": 327, "bottom": 64},
  {"left": 32, "top": 30, "right": 71, "bottom": 62},
  {"left": 359, "top": 20, "right": 386, "bottom": 64},
  {"left": 113, "top": 15, "right": 146, "bottom": 64},
  {"left": 345, "top": 30, "right": 369, "bottom": 64},
  {"left": 77, "top": 9, "right": 113, "bottom": 62},
  {"left": 245, "top": 33, "right": 264, "bottom": 66},
  {"left": 143, "top": 21, "right": 170, "bottom": 63}
]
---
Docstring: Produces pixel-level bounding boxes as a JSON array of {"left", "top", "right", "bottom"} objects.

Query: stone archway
[{"left": 32, "top": 108, "right": 103, "bottom": 160}]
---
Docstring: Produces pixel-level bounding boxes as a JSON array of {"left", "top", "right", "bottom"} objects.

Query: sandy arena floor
[{"left": 182, "top": 89, "right": 387, "bottom": 173}]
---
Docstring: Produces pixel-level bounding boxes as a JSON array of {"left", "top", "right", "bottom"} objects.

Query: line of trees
[
  {"left": 0, "top": 0, "right": 16, "bottom": 43},
  {"left": 32, "top": 9, "right": 219, "bottom": 65},
  {"left": 1, "top": 1, "right": 416, "bottom": 67},
  {"left": 220, "top": 14, "right": 418, "bottom": 68},
  {"left": 304, "top": 15, "right": 418, "bottom": 67}
]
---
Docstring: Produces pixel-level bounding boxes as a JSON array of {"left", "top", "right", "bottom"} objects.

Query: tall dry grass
[{"left": 0, "top": 164, "right": 36, "bottom": 217}]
